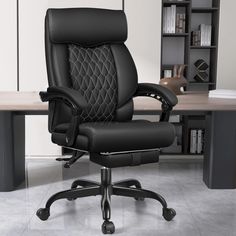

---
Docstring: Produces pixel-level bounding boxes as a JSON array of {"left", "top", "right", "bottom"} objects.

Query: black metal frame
[
  {"left": 56, "top": 150, "right": 85, "bottom": 168},
  {"left": 37, "top": 167, "right": 176, "bottom": 234}
]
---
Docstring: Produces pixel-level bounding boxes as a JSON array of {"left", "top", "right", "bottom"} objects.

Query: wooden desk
[
  {"left": 1, "top": 92, "right": 236, "bottom": 191},
  {"left": 1, "top": 91, "right": 236, "bottom": 111}
]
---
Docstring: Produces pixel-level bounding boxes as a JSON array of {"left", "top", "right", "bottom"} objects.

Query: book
[
  {"left": 171, "top": 5, "right": 176, "bottom": 33},
  {"left": 190, "top": 129, "right": 197, "bottom": 154},
  {"left": 209, "top": 89, "right": 236, "bottom": 99},
  {"left": 197, "top": 129, "right": 203, "bottom": 154},
  {"left": 207, "top": 25, "right": 212, "bottom": 46},
  {"left": 199, "top": 24, "right": 205, "bottom": 46},
  {"left": 164, "top": 69, "right": 172, "bottom": 78},
  {"left": 176, "top": 13, "right": 186, "bottom": 33},
  {"left": 163, "top": 8, "right": 167, "bottom": 33},
  {"left": 163, "top": 5, "right": 178, "bottom": 34}
]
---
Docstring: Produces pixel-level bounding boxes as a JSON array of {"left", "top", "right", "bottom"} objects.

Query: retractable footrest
[{"left": 90, "top": 150, "right": 160, "bottom": 168}]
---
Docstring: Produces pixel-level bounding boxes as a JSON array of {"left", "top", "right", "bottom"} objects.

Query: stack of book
[
  {"left": 209, "top": 89, "right": 236, "bottom": 99},
  {"left": 176, "top": 13, "right": 186, "bottom": 33},
  {"left": 163, "top": 5, "right": 186, "bottom": 34},
  {"left": 191, "top": 24, "right": 212, "bottom": 46},
  {"left": 190, "top": 129, "right": 204, "bottom": 154}
]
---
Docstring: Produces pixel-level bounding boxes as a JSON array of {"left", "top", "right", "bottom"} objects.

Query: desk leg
[
  {"left": 0, "top": 112, "right": 25, "bottom": 191},
  {"left": 204, "top": 111, "right": 236, "bottom": 189}
]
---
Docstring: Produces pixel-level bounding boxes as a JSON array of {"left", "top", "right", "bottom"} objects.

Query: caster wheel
[
  {"left": 101, "top": 220, "right": 115, "bottom": 234},
  {"left": 36, "top": 208, "right": 50, "bottom": 221},
  {"left": 134, "top": 197, "right": 145, "bottom": 201},
  {"left": 162, "top": 208, "right": 176, "bottom": 221}
]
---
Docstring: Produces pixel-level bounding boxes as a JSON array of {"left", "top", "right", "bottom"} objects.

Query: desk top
[{"left": 0, "top": 91, "right": 236, "bottom": 112}]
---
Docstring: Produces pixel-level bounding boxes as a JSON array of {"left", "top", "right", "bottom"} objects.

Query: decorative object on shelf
[
  {"left": 193, "top": 59, "right": 209, "bottom": 82},
  {"left": 194, "top": 59, "right": 209, "bottom": 71},
  {"left": 194, "top": 72, "right": 208, "bottom": 82},
  {"left": 160, "top": 64, "right": 187, "bottom": 95}
]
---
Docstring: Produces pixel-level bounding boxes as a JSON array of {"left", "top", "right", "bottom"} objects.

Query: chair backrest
[{"left": 45, "top": 8, "right": 138, "bottom": 127}]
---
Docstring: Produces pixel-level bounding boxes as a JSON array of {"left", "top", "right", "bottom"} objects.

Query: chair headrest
[{"left": 46, "top": 8, "right": 127, "bottom": 47}]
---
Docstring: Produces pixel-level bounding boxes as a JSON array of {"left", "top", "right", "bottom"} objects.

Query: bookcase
[{"left": 161, "top": 0, "right": 220, "bottom": 155}]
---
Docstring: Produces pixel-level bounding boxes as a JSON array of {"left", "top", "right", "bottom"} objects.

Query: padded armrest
[
  {"left": 40, "top": 87, "right": 88, "bottom": 146},
  {"left": 40, "top": 86, "right": 88, "bottom": 115},
  {"left": 134, "top": 83, "right": 178, "bottom": 108}
]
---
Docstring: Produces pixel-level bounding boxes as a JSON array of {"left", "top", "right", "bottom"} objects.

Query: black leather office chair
[{"left": 37, "top": 8, "right": 178, "bottom": 234}]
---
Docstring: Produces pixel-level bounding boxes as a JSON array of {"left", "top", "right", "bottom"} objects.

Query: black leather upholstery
[
  {"left": 90, "top": 150, "right": 160, "bottom": 168},
  {"left": 47, "top": 8, "right": 127, "bottom": 47},
  {"left": 69, "top": 44, "right": 117, "bottom": 122},
  {"left": 42, "top": 8, "right": 178, "bottom": 168},
  {"left": 42, "top": 87, "right": 88, "bottom": 110},
  {"left": 135, "top": 83, "right": 178, "bottom": 107},
  {"left": 79, "top": 121, "right": 175, "bottom": 153},
  {"left": 52, "top": 120, "right": 175, "bottom": 153}
]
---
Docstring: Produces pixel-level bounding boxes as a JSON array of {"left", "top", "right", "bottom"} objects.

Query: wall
[
  {"left": 125, "top": 0, "right": 162, "bottom": 83},
  {"left": 217, "top": 0, "right": 236, "bottom": 89},
  {"left": 0, "top": 0, "right": 17, "bottom": 91}
]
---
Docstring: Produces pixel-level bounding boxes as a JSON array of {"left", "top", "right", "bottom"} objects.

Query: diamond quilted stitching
[{"left": 68, "top": 44, "right": 117, "bottom": 122}]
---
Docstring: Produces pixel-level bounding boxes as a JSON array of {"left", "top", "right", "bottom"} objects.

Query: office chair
[{"left": 37, "top": 8, "right": 178, "bottom": 234}]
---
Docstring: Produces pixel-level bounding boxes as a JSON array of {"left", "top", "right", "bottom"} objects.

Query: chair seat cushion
[{"left": 78, "top": 120, "right": 175, "bottom": 153}]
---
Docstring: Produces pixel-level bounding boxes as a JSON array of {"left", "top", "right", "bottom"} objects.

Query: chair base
[{"left": 36, "top": 167, "right": 176, "bottom": 234}]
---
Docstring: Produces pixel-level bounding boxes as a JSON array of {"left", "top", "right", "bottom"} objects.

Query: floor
[{"left": 1, "top": 157, "right": 236, "bottom": 236}]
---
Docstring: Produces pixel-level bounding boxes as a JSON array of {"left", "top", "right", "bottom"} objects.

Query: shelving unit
[{"left": 161, "top": 0, "right": 220, "bottom": 155}]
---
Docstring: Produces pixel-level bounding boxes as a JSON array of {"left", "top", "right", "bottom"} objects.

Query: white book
[
  {"left": 174, "top": 5, "right": 176, "bottom": 33},
  {"left": 205, "top": 25, "right": 209, "bottom": 46},
  {"left": 209, "top": 94, "right": 236, "bottom": 99},
  {"left": 170, "top": 6, "right": 174, "bottom": 33},
  {"left": 203, "top": 24, "right": 207, "bottom": 46},
  {"left": 167, "top": 7, "right": 171, "bottom": 33},
  {"left": 209, "top": 89, "right": 236, "bottom": 98},
  {"left": 208, "top": 25, "right": 212, "bottom": 46},
  {"left": 171, "top": 5, "right": 176, "bottom": 33},
  {"left": 197, "top": 130, "right": 203, "bottom": 154},
  {"left": 163, "top": 8, "right": 167, "bottom": 33},
  {"left": 190, "top": 130, "right": 197, "bottom": 154},
  {"left": 199, "top": 24, "right": 204, "bottom": 46},
  {"left": 164, "top": 69, "right": 172, "bottom": 78}
]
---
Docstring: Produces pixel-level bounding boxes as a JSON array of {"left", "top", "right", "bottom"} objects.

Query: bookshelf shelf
[
  {"left": 192, "top": 7, "right": 219, "bottom": 13},
  {"left": 190, "top": 46, "right": 217, "bottom": 49},
  {"left": 163, "top": 33, "right": 189, "bottom": 37},
  {"left": 162, "top": 64, "right": 188, "bottom": 70},
  {"left": 163, "top": 1, "right": 190, "bottom": 6}
]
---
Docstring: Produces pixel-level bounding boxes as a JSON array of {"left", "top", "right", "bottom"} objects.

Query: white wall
[
  {"left": 19, "top": 0, "right": 122, "bottom": 156},
  {"left": 125, "top": 0, "right": 162, "bottom": 83},
  {"left": 217, "top": 0, "right": 236, "bottom": 89},
  {"left": 0, "top": 0, "right": 17, "bottom": 91}
]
